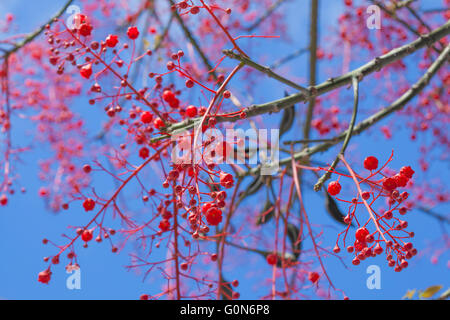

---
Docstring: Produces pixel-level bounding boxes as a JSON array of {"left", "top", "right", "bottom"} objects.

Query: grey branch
[
  {"left": 243, "top": 42, "right": 450, "bottom": 177},
  {"left": 223, "top": 49, "right": 309, "bottom": 94},
  {"left": 150, "top": 21, "right": 450, "bottom": 144}
]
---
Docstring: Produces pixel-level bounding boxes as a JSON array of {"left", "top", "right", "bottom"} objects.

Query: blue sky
[{"left": 0, "top": 0, "right": 448, "bottom": 300}]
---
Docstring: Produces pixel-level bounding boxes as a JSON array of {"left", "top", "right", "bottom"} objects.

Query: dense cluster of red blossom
[{"left": 1, "top": 0, "right": 448, "bottom": 300}]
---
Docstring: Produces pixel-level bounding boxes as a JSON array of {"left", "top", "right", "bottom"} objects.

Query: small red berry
[
  {"left": 140, "top": 294, "right": 149, "bottom": 300},
  {"left": 180, "top": 262, "right": 188, "bottom": 271},
  {"left": 404, "top": 242, "right": 413, "bottom": 250},
  {"left": 361, "top": 191, "right": 370, "bottom": 200},
  {"left": 190, "top": 6, "right": 200, "bottom": 14},
  {"left": 80, "top": 64, "right": 92, "bottom": 79},
  {"left": 162, "top": 90, "right": 175, "bottom": 102},
  {"left": 185, "top": 79, "right": 194, "bottom": 88},
  {"left": 186, "top": 105, "right": 197, "bottom": 118},
  {"left": 223, "top": 90, "right": 231, "bottom": 99},
  {"left": 140, "top": 111, "right": 153, "bottom": 124},
  {"left": 83, "top": 164, "right": 92, "bottom": 173},
  {"left": 153, "top": 117, "right": 165, "bottom": 130},
  {"left": 0, "top": 194, "right": 8, "bottom": 206},
  {"left": 81, "top": 229, "right": 93, "bottom": 242},
  {"left": 355, "top": 227, "right": 369, "bottom": 242},
  {"left": 308, "top": 271, "right": 320, "bottom": 283},
  {"left": 327, "top": 181, "right": 341, "bottom": 196},
  {"left": 363, "top": 156, "right": 378, "bottom": 171},
  {"left": 266, "top": 253, "right": 278, "bottom": 265},
  {"left": 384, "top": 210, "right": 393, "bottom": 219},
  {"left": 219, "top": 172, "right": 234, "bottom": 189}
]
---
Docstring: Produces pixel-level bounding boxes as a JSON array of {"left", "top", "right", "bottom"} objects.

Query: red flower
[
  {"left": 159, "top": 219, "right": 170, "bottom": 232},
  {"left": 382, "top": 177, "right": 397, "bottom": 191},
  {"left": 78, "top": 23, "right": 93, "bottom": 37},
  {"left": 139, "top": 147, "right": 149, "bottom": 159},
  {"left": 219, "top": 172, "right": 234, "bottom": 188},
  {"left": 127, "top": 26, "right": 140, "bottom": 40},
  {"left": 83, "top": 198, "right": 95, "bottom": 212},
  {"left": 399, "top": 166, "right": 415, "bottom": 179},
  {"left": 394, "top": 174, "right": 408, "bottom": 187},
  {"left": 38, "top": 269, "right": 52, "bottom": 284},
  {"left": 80, "top": 64, "right": 92, "bottom": 79},
  {"left": 105, "top": 34, "right": 119, "bottom": 47},
  {"left": 205, "top": 207, "right": 222, "bottom": 226},
  {"left": 308, "top": 272, "right": 320, "bottom": 283}
]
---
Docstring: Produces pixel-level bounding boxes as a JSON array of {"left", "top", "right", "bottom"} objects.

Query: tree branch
[
  {"left": 1, "top": 0, "right": 74, "bottom": 60},
  {"left": 303, "top": 0, "right": 319, "bottom": 144},
  {"left": 150, "top": 21, "right": 449, "bottom": 144},
  {"left": 369, "top": 0, "right": 443, "bottom": 53},
  {"left": 245, "top": 0, "right": 288, "bottom": 32},
  {"left": 243, "top": 42, "right": 450, "bottom": 177},
  {"left": 223, "top": 49, "right": 309, "bottom": 94}
]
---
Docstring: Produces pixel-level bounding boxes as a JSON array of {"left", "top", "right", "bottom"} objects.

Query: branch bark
[
  {"left": 151, "top": 21, "right": 450, "bottom": 143},
  {"left": 244, "top": 42, "right": 450, "bottom": 176}
]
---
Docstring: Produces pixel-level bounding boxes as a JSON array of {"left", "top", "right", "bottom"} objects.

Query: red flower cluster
[{"left": 331, "top": 154, "right": 417, "bottom": 272}]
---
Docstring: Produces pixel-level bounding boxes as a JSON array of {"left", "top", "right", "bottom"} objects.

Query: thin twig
[
  {"left": 291, "top": 146, "right": 335, "bottom": 289},
  {"left": 369, "top": 0, "right": 443, "bottom": 54},
  {"left": 313, "top": 75, "right": 360, "bottom": 191},
  {"left": 1, "top": 0, "right": 74, "bottom": 60},
  {"left": 169, "top": 0, "right": 217, "bottom": 78},
  {"left": 270, "top": 47, "right": 309, "bottom": 69},
  {"left": 223, "top": 49, "right": 309, "bottom": 94},
  {"left": 302, "top": 0, "right": 319, "bottom": 145},
  {"left": 417, "top": 207, "right": 450, "bottom": 225},
  {"left": 339, "top": 153, "right": 388, "bottom": 242},
  {"left": 405, "top": 4, "right": 432, "bottom": 33},
  {"left": 245, "top": 0, "right": 288, "bottom": 32},
  {"left": 283, "top": 137, "right": 337, "bottom": 145}
]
